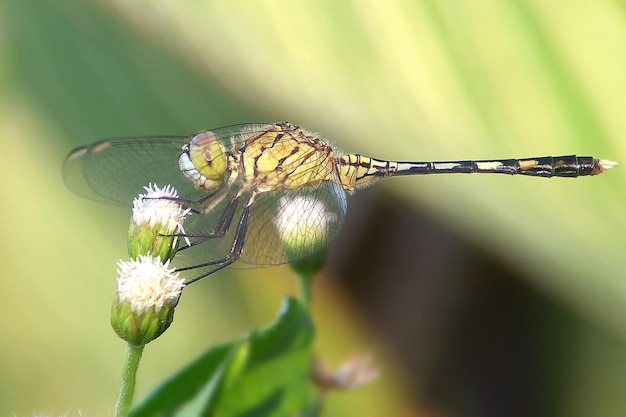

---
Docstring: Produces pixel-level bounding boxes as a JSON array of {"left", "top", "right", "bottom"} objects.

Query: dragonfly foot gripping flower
[{"left": 128, "top": 183, "right": 191, "bottom": 263}]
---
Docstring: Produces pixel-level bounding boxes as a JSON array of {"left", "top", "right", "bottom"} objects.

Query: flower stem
[
  {"left": 298, "top": 271, "right": 314, "bottom": 311},
  {"left": 289, "top": 249, "right": 327, "bottom": 312},
  {"left": 114, "top": 343, "right": 145, "bottom": 417}
]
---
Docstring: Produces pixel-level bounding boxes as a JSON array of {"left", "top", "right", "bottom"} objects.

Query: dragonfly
[{"left": 64, "top": 122, "right": 617, "bottom": 283}]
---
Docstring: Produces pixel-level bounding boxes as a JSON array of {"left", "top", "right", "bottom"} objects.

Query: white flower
[
  {"left": 132, "top": 183, "right": 190, "bottom": 236},
  {"left": 116, "top": 254, "right": 184, "bottom": 314},
  {"left": 274, "top": 195, "right": 336, "bottom": 251},
  {"left": 128, "top": 183, "right": 191, "bottom": 262}
]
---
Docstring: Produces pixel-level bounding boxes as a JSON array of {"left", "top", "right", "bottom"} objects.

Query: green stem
[
  {"left": 290, "top": 249, "right": 326, "bottom": 312},
  {"left": 114, "top": 343, "right": 145, "bottom": 417},
  {"left": 298, "top": 271, "right": 314, "bottom": 311}
]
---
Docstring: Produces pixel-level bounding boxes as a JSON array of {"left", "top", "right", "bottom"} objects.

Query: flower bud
[
  {"left": 128, "top": 183, "right": 190, "bottom": 263},
  {"left": 111, "top": 255, "right": 185, "bottom": 345},
  {"left": 274, "top": 194, "right": 337, "bottom": 264}
]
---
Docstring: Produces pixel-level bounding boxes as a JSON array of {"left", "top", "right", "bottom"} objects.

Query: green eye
[{"left": 189, "top": 131, "right": 228, "bottom": 182}]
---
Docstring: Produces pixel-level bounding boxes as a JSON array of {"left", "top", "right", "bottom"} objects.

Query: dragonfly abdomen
[
  {"left": 395, "top": 155, "right": 611, "bottom": 178},
  {"left": 338, "top": 154, "right": 616, "bottom": 190}
]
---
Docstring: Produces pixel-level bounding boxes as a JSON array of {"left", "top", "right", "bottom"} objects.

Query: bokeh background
[{"left": 2, "top": 1, "right": 626, "bottom": 416}]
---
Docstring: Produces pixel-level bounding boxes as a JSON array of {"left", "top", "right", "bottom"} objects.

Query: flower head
[
  {"left": 111, "top": 254, "right": 185, "bottom": 345},
  {"left": 116, "top": 255, "right": 184, "bottom": 312},
  {"left": 131, "top": 183, "right": 189, "bottom": 232},
  {"left": 274, "top": 195, "right": 336, "bottom": 256},
  {"left": 128, "top": 183, "right": 190, "bottom": 263}
]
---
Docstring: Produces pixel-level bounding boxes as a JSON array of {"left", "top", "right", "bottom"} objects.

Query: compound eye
[{"left": 189, "top": 131, "right": 228, "bottom": 182}]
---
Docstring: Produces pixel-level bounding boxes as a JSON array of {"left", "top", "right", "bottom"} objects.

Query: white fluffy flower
[
  {"left": 116, "top": 254, "right": 184, "bottom": 314},
  {"left": 274, "top": 195, "right": 336, "bottom": 251},
  {"left": 132, "top": 183, "right": 190, "bottom": 235}
]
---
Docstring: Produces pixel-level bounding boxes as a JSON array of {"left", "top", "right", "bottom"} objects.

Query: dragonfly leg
[
  {"left": 206, "top": 195, "right": 239, "bottom": 237},
  {"left": 150, "top": 184, "right": 230, "bottom": 215},
  {"left": 176, "top": 195, "right": 241, "bottom": 251},
  {"left": 161, "top": 184, "right": 244, "bottom": 250},
  {"left": 179, "top": 197, "right": 252, "bottom": 285}
]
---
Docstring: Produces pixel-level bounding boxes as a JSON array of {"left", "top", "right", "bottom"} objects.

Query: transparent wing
[
  {"left": 63, "top": 136, "right": 193, "bottom": 205},
  {"left": 241, "top": 179, "right": 347, "bottom": 267},
  {"left": 63, "top": 122, "right": 348, "bottom": 269},
  {"left": 62, "top": 123, "right": 278, "bottom": 205}
]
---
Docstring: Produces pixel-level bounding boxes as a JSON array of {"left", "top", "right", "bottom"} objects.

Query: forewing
[
  {"left": 62, "top": 124, "right": 277, "bottom": 206},
  {"left": 63, "top": 136, "right": 195, "bottom": 205}
]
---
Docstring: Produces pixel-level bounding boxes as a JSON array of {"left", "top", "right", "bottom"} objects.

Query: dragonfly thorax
[{"left": 178, "top": 131, "right": 229, "bottom": 191}]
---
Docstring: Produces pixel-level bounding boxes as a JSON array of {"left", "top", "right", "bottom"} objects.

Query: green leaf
[
  {"left": 201, "top": 297, "right": 316, "bottom": 417},
  {"left": 130, "top": 297, "right": 316, "bottom": 417},
  {"left": 129, "top": 341, "right": 233, "bottom": 417}
]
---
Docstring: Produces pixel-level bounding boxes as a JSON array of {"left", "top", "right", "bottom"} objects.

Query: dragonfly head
[{"left": 179, "top": 131, "right": 228, "bottom": 191}]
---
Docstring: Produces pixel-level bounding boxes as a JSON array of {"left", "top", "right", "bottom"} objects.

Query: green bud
[
  {"left": 111, "top": 297, "right": 178, "bottom": 346},
  {"left": 111, "top": 255, "right": 185, "bottom": 345},
  {"left": 289, "top": 248, "right": 327, "bottom": 277},
  {"left": 128, "top": 183, "right": 190, "bottom": 263},
  {"left": 128, "top": 221, "right": 179, "bottom": 263}
]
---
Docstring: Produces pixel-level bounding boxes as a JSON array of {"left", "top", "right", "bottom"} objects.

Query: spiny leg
[
  {"left": 152, "top": 182, "right": 239, "bottom": 251},
  {"left": 179, "top": 192, "right": 256, "bottom": 285},
  {"left": 177, "top": 194, "right": 241, "bottom": 251},
  {"left": 147, "top": 187, "right": 227, "bottom": 215},
  {"left": 145, "top": 185, "right": 233, "bottom": 248}
]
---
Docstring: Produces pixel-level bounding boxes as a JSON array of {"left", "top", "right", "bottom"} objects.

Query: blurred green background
[{"left": 2, "top": 0, "right": 626, "bottom": 416}]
